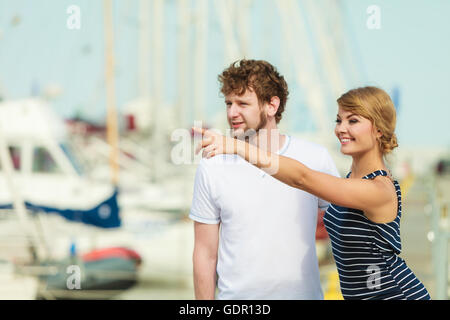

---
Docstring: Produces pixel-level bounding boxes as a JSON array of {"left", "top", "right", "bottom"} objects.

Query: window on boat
[
  {"left": 32, "top": 147, "right": 61, "bottom": 173},
  {"left": 0, "top": 146, "right": 21, "bottom": 171},
  {"left": 60, "top": 143, "right": 83, "bottom": 176},
  {"left": 10, "top": 146, "right": 21, "bottom": 170}
]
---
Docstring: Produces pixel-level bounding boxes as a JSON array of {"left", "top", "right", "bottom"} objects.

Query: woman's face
[{"left": 334, "top": 106, "right": 381, "bottom": 156}]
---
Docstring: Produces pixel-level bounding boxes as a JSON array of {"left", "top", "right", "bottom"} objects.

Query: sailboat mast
[
  {"left": 138, "top": 0, "right": 150, "bottom": 99},
  {"left": 275, "top": 0, "right": 330, "bottom": 139},
  {"left": 177, "top": 0, "right": 190, "bottom": 129},
  {"left": 193, "top": 0, "right": 208, "bottom": 123},
  {"left": 150, "top": 0, "right": 164, "bottom": 182},
  {"left": 103, "top": 0, "right": 119, "bottom": 186},
  {"left": 214, "top": 0, "right": 240, "bottom": 64}
]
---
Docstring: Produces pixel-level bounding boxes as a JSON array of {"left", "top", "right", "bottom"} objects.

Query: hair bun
[{"left": 381, "top": 133, "right": 398, "bottom": 154}]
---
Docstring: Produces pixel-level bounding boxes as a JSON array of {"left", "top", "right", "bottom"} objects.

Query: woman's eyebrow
[{"left": 336, "top": 113, "right": 358, "bottom": 119}]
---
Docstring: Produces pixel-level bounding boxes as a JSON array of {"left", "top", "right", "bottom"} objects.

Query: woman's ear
[{"left": 377, "top": 129, "right": 383, "bottom": 138}]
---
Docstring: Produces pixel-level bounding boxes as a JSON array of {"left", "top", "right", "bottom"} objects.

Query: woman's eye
[
  {"left": 335, "top": 119, "right": 341, "bottom": 123},
  {"left": 349, "top": 119, "right": 358, "bottom": 124}
]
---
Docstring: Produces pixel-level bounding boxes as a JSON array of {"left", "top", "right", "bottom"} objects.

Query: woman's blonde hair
[{"left": 337, "top": 86, "right": 398, "bottom": 155}]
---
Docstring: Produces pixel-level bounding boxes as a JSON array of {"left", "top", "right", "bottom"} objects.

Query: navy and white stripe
[{"left": 323, "top": 170, "right": 431, "bottom": 300}]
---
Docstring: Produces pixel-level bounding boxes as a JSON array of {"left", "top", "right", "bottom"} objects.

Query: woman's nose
[{"left": 336, "top": 123, "right": 347, "bottom": 135}]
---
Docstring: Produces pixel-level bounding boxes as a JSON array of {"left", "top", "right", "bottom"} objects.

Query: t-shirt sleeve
[
  {"left": 318, "top": 149, "right": 341, "bottom": 210},
  {"left": 189, "top": 160, "right": 221, "bottom": 224}
]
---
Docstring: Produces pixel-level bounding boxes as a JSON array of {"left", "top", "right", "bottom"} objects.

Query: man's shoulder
[
  {"left": 287, "top": 135, "right": 340, "bottom": 177},
  {"left": 193, "top": 155, "right": 245, "bottom": 190}
]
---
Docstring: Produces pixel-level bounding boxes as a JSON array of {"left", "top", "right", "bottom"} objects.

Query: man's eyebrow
[{"left": 225, "top": 98, "right": 251, "bottom": 103}]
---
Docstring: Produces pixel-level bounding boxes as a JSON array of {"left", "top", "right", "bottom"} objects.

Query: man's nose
[{"left": 228, "top": 103, "right": 240, "bottom": 118}]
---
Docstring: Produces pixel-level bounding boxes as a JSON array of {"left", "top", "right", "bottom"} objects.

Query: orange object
[{"left": 316, "top": 209, "right": 329, "bottom": 240}]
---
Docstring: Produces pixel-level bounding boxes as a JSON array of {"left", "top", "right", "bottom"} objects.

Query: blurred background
[{"left": 0, "top": 0, "right": 449, "bottom": 300}]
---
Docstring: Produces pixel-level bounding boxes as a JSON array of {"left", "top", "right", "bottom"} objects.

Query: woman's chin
[
  {"left": 340, "top": 147, "right": 369, "bottom": 157},
  {"left": 340, "top": 147, "right": 354, "bottom": 156}
]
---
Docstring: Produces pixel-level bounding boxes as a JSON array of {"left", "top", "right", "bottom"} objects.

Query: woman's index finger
[{"left": 192, "top": 127, "right": 207, "bottom": 136}]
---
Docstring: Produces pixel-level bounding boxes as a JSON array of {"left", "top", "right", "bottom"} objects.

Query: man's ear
[{"left": 267, "top": 96, "right": 280, "bottom": 117}]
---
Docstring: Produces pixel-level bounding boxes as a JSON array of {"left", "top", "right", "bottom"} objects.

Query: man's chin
[
  {"left": 231, "top": 128, "right": 245, "bottom": 139},
  {"left": 231, "top": 127, "right": 258, "bottom": 140}
]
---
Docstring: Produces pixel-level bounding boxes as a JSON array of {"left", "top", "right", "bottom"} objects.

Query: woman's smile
[{"left": 339, "top": 136, "right": 355, "bottom": 145}]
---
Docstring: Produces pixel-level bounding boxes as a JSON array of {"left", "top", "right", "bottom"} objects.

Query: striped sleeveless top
[{"left": 323, "top": 170, "right": 431, "bottom": 300}]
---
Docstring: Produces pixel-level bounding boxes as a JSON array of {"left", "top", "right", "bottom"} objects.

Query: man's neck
[{"left": 248, "top": 127, "right": 286, "bottom": 154}]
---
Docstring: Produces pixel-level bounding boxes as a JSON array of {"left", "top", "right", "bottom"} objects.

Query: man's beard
[{"left": 231, "top": 111, "right": 267, "bottom": 141}]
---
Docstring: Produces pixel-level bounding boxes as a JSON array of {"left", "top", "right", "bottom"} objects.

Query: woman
[{"left": 193, "top": 86, "right": 431, "bottom": 300}]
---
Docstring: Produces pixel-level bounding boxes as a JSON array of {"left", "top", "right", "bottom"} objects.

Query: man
[{"left": 190, "top": 59, "right": 339, "bottom": 299}]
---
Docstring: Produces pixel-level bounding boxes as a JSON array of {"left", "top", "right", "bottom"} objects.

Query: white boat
[{"left": 0, "top": 98, "right": 120, "bottom": 228}]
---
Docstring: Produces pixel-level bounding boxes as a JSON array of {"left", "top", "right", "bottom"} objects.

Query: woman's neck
[{"left": 350, "top": 149, "right": 386, "bottom": 179}]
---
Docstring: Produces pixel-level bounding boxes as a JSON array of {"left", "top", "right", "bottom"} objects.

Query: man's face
[{"left": 225, "top": 88, "right": 267, "bottom": 139}]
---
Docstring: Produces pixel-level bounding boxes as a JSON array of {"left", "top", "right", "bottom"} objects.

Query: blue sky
[
  {"left": 344, "top": 0, "right": 450, "bottom": 148},
  {"left": 0, "top": 0, "right": 449, "bottom": 148}
]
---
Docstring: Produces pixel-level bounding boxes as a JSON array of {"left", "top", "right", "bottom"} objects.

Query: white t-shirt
[{"left": 190, "top": 135, "right": 340, "bottom": 299}]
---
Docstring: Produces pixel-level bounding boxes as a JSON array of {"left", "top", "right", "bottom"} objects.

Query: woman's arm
[
  {"left": 237, "top": 140, "right": 394, "bottom": 213},
  {"left": 194, "top": 127, "right": 395, "bottom": 215}
]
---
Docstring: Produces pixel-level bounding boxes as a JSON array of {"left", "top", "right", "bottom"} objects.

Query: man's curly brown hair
[{"left": 218, "top": 59, "right": 289, "bottom": 124}]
